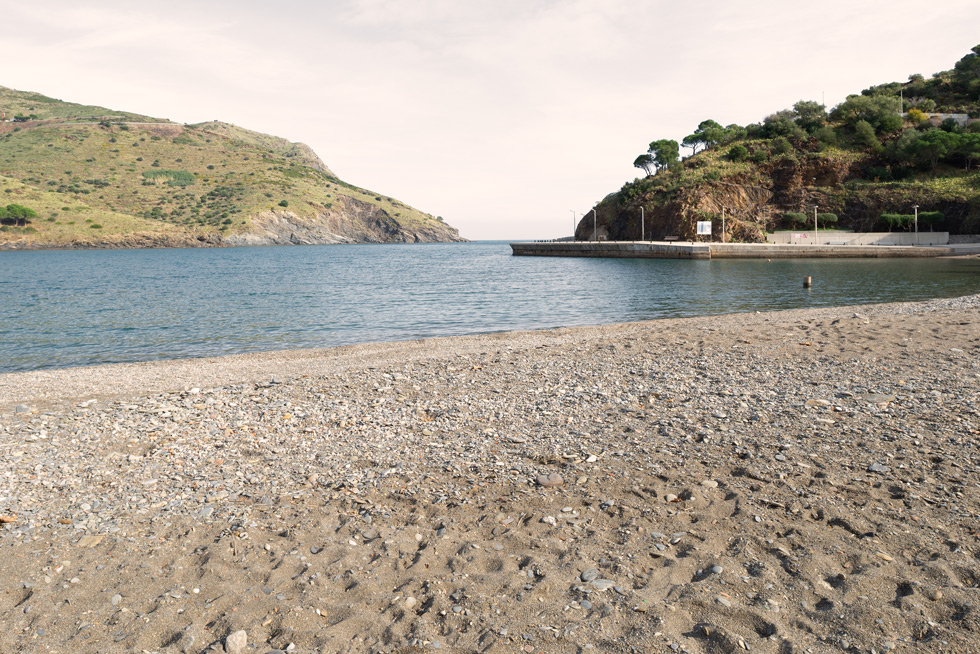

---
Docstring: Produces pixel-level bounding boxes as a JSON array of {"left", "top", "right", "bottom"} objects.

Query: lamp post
[
  {"left": 640, "top": 206, "right": 645, "bottom": 242},
  {"left": 593, "top": 208, "right": 597, "bottom": 242},
  {"left": 721, "top": 207, "right": 726, "bottom": 243},
  {"left": 570, "top": 210, "right": 576, "bottom": 240},
  {"left": 913, "top": 204, "right": 919, "bottom": 246},
  {"left": 813, "top": 205, "right": 818, "bottom": 244}
]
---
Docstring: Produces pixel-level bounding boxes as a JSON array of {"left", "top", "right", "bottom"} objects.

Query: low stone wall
[
  {"left": 949, "top": 234, "right": 980, "bottom": 244},
  {"left": 709, "top": 243, "right": 950, "bottom": 258},
  {"left": 766, "top": 231, "right": 949, "bottom": 246}
]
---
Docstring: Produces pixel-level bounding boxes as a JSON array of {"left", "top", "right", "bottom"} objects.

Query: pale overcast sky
[{"left": 3, "top": 1, "right": 980, "bottom": 240}]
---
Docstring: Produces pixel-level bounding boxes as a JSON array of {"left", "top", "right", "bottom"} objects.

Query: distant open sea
[{"left": 1, "top": 241, "right": 978, "bottom": 373}]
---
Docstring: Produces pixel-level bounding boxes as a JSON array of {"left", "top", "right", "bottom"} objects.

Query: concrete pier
[{"left": 510, "top": 240, "right": 966, "bottom": 259}]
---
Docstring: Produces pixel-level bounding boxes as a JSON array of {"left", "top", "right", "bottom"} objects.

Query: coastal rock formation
[{"left": 223, "top": 199, "right": 462, "bottom": 247}]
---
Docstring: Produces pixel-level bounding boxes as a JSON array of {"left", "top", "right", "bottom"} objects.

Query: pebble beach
[{"left": 1, "top": 294, "right": 979, "bottom": 654}]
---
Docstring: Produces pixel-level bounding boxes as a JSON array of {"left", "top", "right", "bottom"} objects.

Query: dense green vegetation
[
  {"left": 0, "top": 86, "right": 447, "bottom": 245},
  {"left": 0, "top": 203, "right": 37, "bottom": 226},
  {"left": 609, "top": 45, "right": 980, "bottom": 240}
]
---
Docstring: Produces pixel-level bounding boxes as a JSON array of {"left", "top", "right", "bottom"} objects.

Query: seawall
[{"left": 510, "top": 241, "right": 964, "bottom": 259}]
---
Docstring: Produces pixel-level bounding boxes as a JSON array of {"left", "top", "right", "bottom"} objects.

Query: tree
[
  {"left": 648, "top": 139, "right": 679, "bottom": 172},
  {"left": 952, "top": 45, "right": 980, "bottom": 95},
  {"left": 940, "top": 117, "right": 961, "bottom": 133},
  {"left": 792, "top": 100, "right": 827, "bottom": 133},
  {"left": 813, "top": 125, "right": 838, "bottom": 147},
  {"left": 830, "top": 94, "right": 903, "bottom": 134},
  {"left": 880, "top": 213, "right": 914, "bottom": 231},
  {"left": 956, "top": 132, "right": 980, "bottom": 170},
  {"left": 3, "top": 204, "right": 37, "bottom": 227},
  {"left": 853, "top": 120, "right": 880, "bottom": 150},
  {"left": 724, "top": 124, "right": 747, "bottom": 142},
  {"left": 771, "top": 137, "right": 793, "bottom": 155},
  {"left": 682, "top": 120, "right": 727, "bottom": 155},
  {"left": 762, "top": 110, "right": 806, "bottom": 140},
  {"left": 909, "top": 129, "right": 960, "bottom": 174},
  {"left": 681, "top": 133, "right": 703, "bottom": 156},
  {"left": 633, "top": 154, "right": 655, "bottom": 176}
]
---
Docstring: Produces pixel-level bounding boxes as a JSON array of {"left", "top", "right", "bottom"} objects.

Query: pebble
[
  {"left": 0, "top": 293, "right": 976, "bottom": 653},
  {"left": 224, "top": 630, "right": 247, "bottom": 654},
  {"left": 536, "top": 473, "right": 564, "bottom": 489}
]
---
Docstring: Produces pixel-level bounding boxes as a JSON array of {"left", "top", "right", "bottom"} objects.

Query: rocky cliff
[
  {"left": 223, "top": 198, "right": 462, "bottom": 246},
  {"left": 581, "top": 147, "right": 979, "bottom": 243}
]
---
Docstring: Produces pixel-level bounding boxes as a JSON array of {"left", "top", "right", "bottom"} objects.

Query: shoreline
[
  {"left": 2, "top": 293, "right": 977, "bottom": 410},
  {"left": 1, "top": 293, "right": 978, "bottom": 653}
]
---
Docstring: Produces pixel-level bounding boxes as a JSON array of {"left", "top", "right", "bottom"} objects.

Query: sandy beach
[{"left": 1, "top": 294, "right": 978, "bottom": 654}]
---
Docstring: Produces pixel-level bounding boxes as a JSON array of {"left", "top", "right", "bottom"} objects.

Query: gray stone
[
  {"left": 868, "top": 462, "right": 891, "bottom": 474},
  {"left": 225, "top": 630, "right": 247, "bottom": 654},
  {"left": 536, "top": 473, "right": 564, "bottom": 488},
  {"left": 581, "top": 568, "right": 599, "bottom": 582}
]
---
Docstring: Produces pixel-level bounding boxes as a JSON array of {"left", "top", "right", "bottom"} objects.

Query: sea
[{"left": 1, "top": 241, "right": 978, "bottom": 373}]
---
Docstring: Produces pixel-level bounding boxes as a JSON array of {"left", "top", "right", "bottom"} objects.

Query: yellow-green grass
[
  {"left": 0, "top": 119, "right": 443, "bottom": 240},
  {"left": 0, "top": 86, "right": 161, "bottom": 123},
  {"left": 0, "top": 175, "right": 183, "bottom": 244}
]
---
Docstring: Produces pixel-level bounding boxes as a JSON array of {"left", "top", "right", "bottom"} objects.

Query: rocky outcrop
[
  {"left": 583, "top": 150, "right": 980, "bottom": 242},
  {"left": 222, "top": 197, "right": 463, "bottom": 246}
]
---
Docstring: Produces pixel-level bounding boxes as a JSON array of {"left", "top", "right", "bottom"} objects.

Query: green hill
[
  {"left": 0, "top": 86, "right": 462, "bottom": 248},
  {"left": 580, "top": 45, "right": 980, "bottom": 242}
]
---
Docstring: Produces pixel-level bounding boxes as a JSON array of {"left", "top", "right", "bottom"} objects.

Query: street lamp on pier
[
  {"left": 640, "top": 206, "right": 645, "bottom": 242},
  {"left": 913, "top": 204, "right": 919, "bottom": 246},
  {"left": 813, "top": 205, "right": 819, "bottom": 244},
  {"left": 570, "top": 210, "right": 576, "bottom": 240}
]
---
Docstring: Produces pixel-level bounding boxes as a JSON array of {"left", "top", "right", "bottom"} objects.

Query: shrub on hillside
[{"left": 728, "top": 144, "right": 748, "bottom": 161}]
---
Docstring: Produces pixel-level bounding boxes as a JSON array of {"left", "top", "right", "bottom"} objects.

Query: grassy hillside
[
  {"left": 586, "top": 45, "right": 980, "bottom": 241},
  {"left": 0, "top": 86, "right": 458, "bottom": 246},
  {"left": 0, "top": 86, "right": 161, "bottom": 123}
]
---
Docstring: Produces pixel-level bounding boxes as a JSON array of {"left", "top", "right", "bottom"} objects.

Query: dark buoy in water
[{"left": 803, "top": 276, "right": 812, "bottom": 288}]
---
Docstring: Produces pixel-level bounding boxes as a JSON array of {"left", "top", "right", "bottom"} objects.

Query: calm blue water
[{"left": 1, "top": 242, "right": 978, "bottom": 373}]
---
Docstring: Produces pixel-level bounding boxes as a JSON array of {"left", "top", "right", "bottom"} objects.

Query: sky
[{"left": 2, "top": 1, "right": 980, "bottom": 240}]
